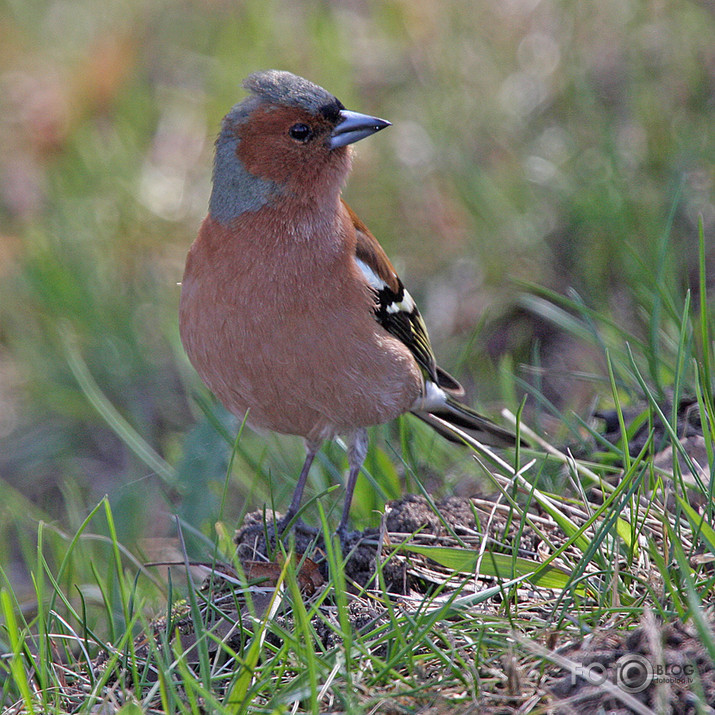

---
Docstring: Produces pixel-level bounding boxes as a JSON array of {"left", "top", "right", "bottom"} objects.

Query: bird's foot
[
  {"left": 277, "top": 514, "right": 319, "bottom": 538},
  {"left": 335, "top": 523, "right": 348, "bottom": 543},
  {"left": 335, "top": 524, "right": 365, "bottom": 552}
]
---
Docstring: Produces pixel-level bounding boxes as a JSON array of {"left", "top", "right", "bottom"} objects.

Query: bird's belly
[{"left": 179, "top": 284, "right": 422, "bottom": 441}]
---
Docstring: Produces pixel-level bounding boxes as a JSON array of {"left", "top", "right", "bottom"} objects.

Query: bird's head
[{"left": 209, "top": 70, "right": 390, "bottom": 223}]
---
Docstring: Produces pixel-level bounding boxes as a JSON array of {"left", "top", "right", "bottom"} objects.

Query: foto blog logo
[{"left": 572, "top": 654, "right": 694, "bottom": 693}]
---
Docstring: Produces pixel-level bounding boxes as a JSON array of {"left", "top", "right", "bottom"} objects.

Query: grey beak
[{"left": 329, "top": 109, "right": 391, "bottom": 149}]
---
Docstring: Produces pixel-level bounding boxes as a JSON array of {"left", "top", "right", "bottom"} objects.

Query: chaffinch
[{"left": 179, "top": 70, "right": 516, "bottom": 537}]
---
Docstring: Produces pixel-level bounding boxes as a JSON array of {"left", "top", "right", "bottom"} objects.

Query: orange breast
[{"left": 179, "top": 212, "right": 422, "bottom": 441}]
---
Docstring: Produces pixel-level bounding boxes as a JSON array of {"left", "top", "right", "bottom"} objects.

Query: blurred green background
[{"left": 1, "top": 0, "right": 713, "bottom": 586}]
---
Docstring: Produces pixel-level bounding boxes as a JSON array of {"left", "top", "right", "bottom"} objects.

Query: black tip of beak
[{"left": 330, "top": 110, "right": 391, "bottom": 149}]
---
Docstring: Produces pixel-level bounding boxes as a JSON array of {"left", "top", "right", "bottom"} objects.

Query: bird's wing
[{"left": 344, "top": 200, "right": 463, "bottom": 396}]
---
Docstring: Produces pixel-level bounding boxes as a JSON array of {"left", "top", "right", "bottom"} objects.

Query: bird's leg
[
  {"left": 336, "top": 428, "right": 368, "bottom": 539},
  {"left": 279, "top": 439, "right": 320, "bottom": 533}
]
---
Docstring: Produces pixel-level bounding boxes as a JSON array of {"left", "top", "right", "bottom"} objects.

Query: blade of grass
[
  {"left": 676, "top": 496, "right": 715, "bottom": 557},
  {"left": 224, "top": 558, "right": 288, "bottom": 713},
  {"left": 395, "top": 543, "right": 575, "bottom": 590},
  {"left": 626, "top": 344, "right": 707, "bottom": 493},
  {"left": 697, "top": 216, "right": 712, "bottom": 393},
  {"left": 669, "top": 523, "right": 715, "bottom": 665},
  {"left": 32, "top": 522, "right": 48, "bottom": 696},
  {"left": 605, "top": 348, "right": 631, "bottom": 473},
  {"left": 1, "top": 588, "right": 36, "bottom": 715},
  {"left": 62, "top": 327, "right": 176, "bottom": 487}
]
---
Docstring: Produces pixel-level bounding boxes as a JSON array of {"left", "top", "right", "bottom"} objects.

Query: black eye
[{"left": 289, "top": 123, "right": 313, "bottom": 142}]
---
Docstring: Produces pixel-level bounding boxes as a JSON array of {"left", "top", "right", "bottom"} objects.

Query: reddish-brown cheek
[{"left": 236, "top": 105, "right": 331, "bottom": 185}]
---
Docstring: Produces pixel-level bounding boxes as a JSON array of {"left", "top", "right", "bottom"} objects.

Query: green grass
[
  {"left": 1, "top": 0, "right": 715, "bottom": 711},
  {"left": 2, "top": 0, "right": 714, "bottom": 535},
  {"left": 2, "top": 237, "right": 715, "bottom": 710}
]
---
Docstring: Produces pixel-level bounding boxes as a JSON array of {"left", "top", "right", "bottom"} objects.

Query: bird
[{"left": 179, "top": 70, "right": 517, "bottom": 538}]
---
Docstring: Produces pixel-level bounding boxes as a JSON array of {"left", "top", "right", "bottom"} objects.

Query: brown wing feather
[
  {"left": 343, "top": 200, "right": 464, "bottom": 396},
  {"left": 344, "top": 201, "right": 401, "bottom": 293}
]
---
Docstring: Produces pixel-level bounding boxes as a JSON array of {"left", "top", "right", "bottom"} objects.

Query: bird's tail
[{"left": 412, "top": 396, "right": 517, "bottom": 448}]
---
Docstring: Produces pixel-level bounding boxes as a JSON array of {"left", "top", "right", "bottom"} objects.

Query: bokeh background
[{"left": 1, "top": 0, "right": 713, "bottom": 588}]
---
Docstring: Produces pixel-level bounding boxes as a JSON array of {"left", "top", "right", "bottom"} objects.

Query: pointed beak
[{"left": 329, "top": 109, "right": 391, "bottom": 149}]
